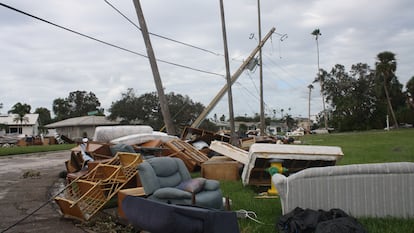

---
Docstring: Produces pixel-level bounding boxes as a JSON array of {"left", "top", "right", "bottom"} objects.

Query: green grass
[
  {"left": 219, "top": 129, "right": 414, "bottom": 233},
  {"left": 0, "top": 143, "right": 75, "bottom": 156},
  {"left": 302, "top": 129, "right": 414, "bottom": 165}
]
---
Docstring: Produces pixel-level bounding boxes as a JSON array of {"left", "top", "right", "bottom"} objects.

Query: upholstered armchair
[{"left": 137, "top": 157, "right": 224, "bottom": 209}]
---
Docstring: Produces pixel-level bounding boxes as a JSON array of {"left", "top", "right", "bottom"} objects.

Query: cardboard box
[{"left": 201, "top": 156, "right": 241, "bottom": 181}]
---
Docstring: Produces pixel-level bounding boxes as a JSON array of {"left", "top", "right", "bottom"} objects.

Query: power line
[
  {"left": 104, "top": 0, "right": 223, "bottom": 57},
  {"left": 0, "top": 2, "right": 224, "bottom": 77}
]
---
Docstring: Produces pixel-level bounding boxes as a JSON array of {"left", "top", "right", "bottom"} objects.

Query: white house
[
  {"left": 0, "top": 114, "right": 40, "bottom": 136},
  {"left": 45, "top": 115, "right": 120, "bottom": 140}
]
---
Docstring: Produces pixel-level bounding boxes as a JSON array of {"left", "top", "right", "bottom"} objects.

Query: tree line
[
  {"left": 3, "top": 89, "right": 216, "bottom": 135},
  {"left": 315, "top": 51, "right": 414, "bottom": 131}
]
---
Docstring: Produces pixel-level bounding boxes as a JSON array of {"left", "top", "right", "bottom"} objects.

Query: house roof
[
  {"left": 45, "top": 116, "right": 120, "bottom": 128},
  {"left": 0, "top": 114, "right": 39, "bottom": 125}
]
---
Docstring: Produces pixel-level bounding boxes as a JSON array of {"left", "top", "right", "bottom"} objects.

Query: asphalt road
[{"left": 0, "top": 151, "right": 86, "bottom": 233}]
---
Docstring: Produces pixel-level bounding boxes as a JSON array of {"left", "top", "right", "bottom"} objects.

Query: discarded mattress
[
  {"left": 209, "top": 141, "right": 344, "bottom": 186},
  {"left": 110, "top": 131, "right": 177, "bottom": 145},
  {"left": 243, "top": 144, "right": 344, "bottom": 185},
  {"left": 93, "top": 125, "right": 153, "bottom": 142}
]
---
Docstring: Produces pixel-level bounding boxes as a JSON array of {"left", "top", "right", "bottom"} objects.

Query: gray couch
[{"left": 272, "top": 162, "right": 414, "bottom": 218}]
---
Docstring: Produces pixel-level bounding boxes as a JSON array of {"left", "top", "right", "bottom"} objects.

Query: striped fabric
[{"left": 272, "top": 162, "right": 414, "bottom": 218}]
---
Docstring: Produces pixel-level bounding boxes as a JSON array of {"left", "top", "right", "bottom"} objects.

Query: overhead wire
[
  {"left": 0, "top": 2, "right": 224, "bottom": 78},
  {"left": 103, "top": 1, "right": 292, "bottom": 116},
  {"left": 104, "top": 0, "right": 223, "bottom": 57}
]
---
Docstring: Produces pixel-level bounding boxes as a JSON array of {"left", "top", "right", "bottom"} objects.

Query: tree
[
  {"left": 34, "top": 107, "right": 52, "bottom": 126},
  {"left": 375, "top": 51, "right": 399, "bottom": 128},
  {"left": 109, "top": 90, "right": 205, "bottom": 135},
  {"left": 108, "top": 88, "right": 142, "bottom": 124},
  {"left": 167, "top": 92, "right": 204, "bottom": 131},
  {"left": 283, "top": 114, "right": 295, "bottom": 130},
  {"left": 52, "top": 98, "right": 71, "bottom": 121},
  {"left": 34, "top": 107, "right": 52, "bottom": 134},
  {"left": 8, "top": 102, "right": 31, "bottom": 134},
  {"left": 320, "top": 64, "right": 379, "bottom": 131},
  {"left": 52, "top": 91, "right": 103, "bottom": 120},
  {"left": 67, "top": 91, "right": 103, "bottom": 117},
  {"left": 406, "top": 76, "right": 414, "bottom": 109}
]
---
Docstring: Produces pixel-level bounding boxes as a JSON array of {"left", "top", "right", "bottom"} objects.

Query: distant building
[
  {"left": 0, "top": 114, "right": 39, "bottom": 136},
  {"left": 45, "top": 116, "right": 120, "bottom": 140}
]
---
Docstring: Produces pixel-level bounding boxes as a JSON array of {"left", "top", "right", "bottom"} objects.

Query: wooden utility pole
[
  {"left": 191, "top": 27, "right": 276, "bottom": 128},
  {"left": 219, "top": 0, "right": 236, "bottom": 145},
  {"left": 257, "top": 0, "right": 265, "bottom": 135},
  {"left": 307, "top": 84, "right": 314, "bottom": 133},
  {"left": 133, "top": 0, "right": 175, "bottom": 135}
]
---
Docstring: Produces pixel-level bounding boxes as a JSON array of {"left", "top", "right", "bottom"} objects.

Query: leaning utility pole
[
  {"left": 133, "top": 0, "right": 175, "bottom": 135},
  {"left": 219, "top": 0, "right": 236, "bottom": 145},
  {"left": 191, "top": 27, "right": 276, "bottom": 128}
]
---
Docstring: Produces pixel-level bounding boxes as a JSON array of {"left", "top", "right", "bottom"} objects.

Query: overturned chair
[{"left": 137, "top": 157, "right": 224, "bottom": 210}]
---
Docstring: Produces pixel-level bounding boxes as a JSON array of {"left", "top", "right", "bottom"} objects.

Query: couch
[{"left": 272, "top": 162, "right": 414, "bottom": 218}]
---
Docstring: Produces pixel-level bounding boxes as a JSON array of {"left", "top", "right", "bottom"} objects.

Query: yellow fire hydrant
[{"left": 266, "top": 159, "right": 287, "bottom": 195}]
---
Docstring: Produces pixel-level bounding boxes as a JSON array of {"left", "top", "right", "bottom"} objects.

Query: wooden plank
[
  {"left": 164, "top": 139, "right": 209, "bottom": 171},
  {"left": 209, "top": 141, "right": 249, "bottom": 165}
]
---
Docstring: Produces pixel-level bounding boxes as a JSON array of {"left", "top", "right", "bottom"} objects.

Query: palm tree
[
  {"left": 375, "top": 51, "right": 398, "bottom": 128},
  {"left": 311, "top": 28, "right": 328, "bottom": 129},
  {"left": 13, "top": 115, "right": 29, "bottom": 134},
  {"left": 8, "top": 102, "right": 31, "bottom": 134}
]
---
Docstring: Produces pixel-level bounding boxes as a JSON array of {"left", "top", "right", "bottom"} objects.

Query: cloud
[{"left": 1, "top": 0, "right": 413, "bottom": 122}]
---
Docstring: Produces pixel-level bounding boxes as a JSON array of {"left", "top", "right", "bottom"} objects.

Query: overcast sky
[{"left": 1, "top": 0, "right": 413, "bottom": 121}]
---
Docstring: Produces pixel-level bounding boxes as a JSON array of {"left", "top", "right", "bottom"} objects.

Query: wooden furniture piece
[
  {"left": 201, "top": 156, "right": 241, "bottom": 181},
  {"left": 163, "top": 139, "right": 209, "bottom": 171},
  {"left": 117, "top": 187, "right": 146, "bottom": 218},
  {"left": 54, "top": 152, "right": 143, "bottom": 221}
]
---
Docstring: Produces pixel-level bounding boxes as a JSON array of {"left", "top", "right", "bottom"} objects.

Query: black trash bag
[
  {"left": 315, "top": 216, "right": 367, "bottom": 233},
  {"left": 277, "top": 207, "right": 367, "bottom": 233},
  {"left": 277, "top": 207, "right": 322, "bottom": 233}
]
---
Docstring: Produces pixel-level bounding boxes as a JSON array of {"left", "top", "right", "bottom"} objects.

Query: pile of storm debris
[{"left": 55, "top": 125, "right": 343, "bottom": 223}]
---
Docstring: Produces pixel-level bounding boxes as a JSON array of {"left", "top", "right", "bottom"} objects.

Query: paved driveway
[{"left": 0, "top": 151, "right": 86, "bottom": 233}]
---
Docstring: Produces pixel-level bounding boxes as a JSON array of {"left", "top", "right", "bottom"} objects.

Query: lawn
[
  {"left": 220, "top": 129, "right": 414, "bottom": 233},
  {"left": 0, "top": 143, "right": 75, "bottom": 156}
]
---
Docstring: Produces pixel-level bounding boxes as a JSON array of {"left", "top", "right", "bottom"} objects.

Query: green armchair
[{"left": 137, "top": 157, "right": 224, "bottom": 209}]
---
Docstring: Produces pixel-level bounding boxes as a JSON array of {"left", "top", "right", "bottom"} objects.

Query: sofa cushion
[{"left": 176, "top": 178, "right": 206, "bottom": 194}]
